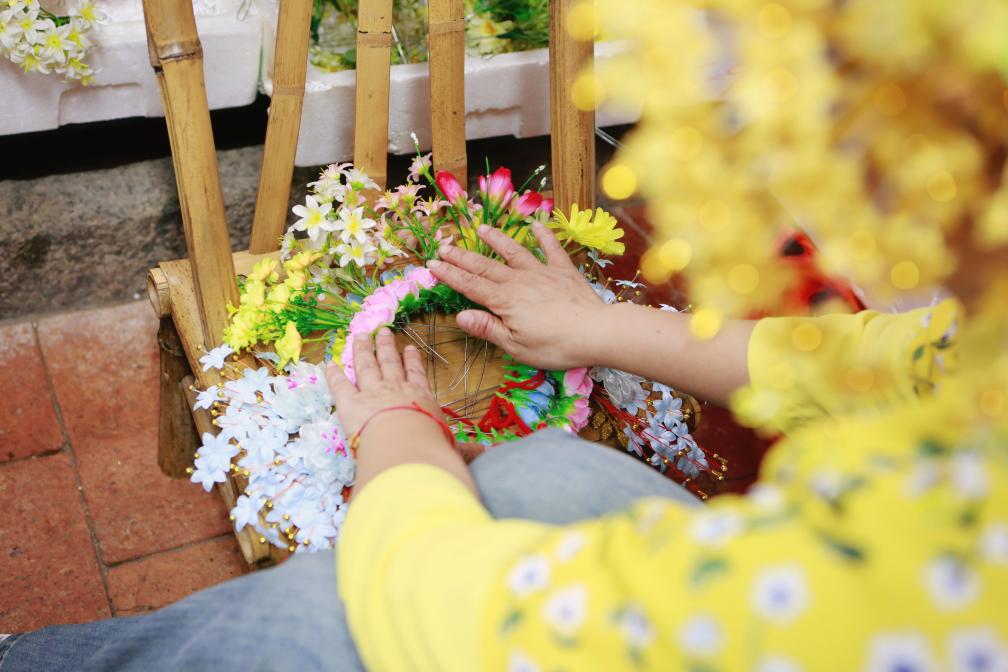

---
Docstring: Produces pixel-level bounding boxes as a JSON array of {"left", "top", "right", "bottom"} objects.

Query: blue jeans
[{"left": 0, "top": 430, "right": 698, "bottom": 671}]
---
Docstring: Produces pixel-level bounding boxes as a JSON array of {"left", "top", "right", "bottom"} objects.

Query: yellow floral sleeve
[{"left": 736, "top": 300, "right": 960, "bottom": 434}]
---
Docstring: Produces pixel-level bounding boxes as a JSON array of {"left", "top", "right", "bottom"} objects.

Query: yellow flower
[
  {"left": 241, "top": 279, "right": 266, "bottom": 308},
  {"left": 275, "top": 321, "right": 302, "bottom": 368},
  {"left": 284, "top": 270, "right": 308, "bottom": 291},
  {"left": 223, "top": 306, "right": 262, "bottom": 351},
  {"left": 456, "top": 224, "right": 534, "bottom": 251},
  {"left": 249, "top": 258, "right": 279, "bottom": 283},
  {"left": 266, "top": 283, "right": 291, "bottom": 313},
  {"left": 284, "top": 251, "right": 323, "bottom": 274},
  {"left": 329, "top": 333, "right": 347, "bottom": 360},
  {"left": 550, "top": 204, "right": 625, "bottom": 255}
]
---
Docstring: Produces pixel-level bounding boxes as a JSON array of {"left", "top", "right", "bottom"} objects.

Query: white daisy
[
  {"left": 690, "top": 510, "right": 744, "bottom": 546},
  {"left": 751, "top": 565, "right": 810, "bottom": 623},
  {"left": 948, "top": 627, "right": 1008, "bottom": 672},
  {"left": 864, "top": 632, "right": 936, "bottom": 672},
  {"left": 951, "top": 452, "right": 988, "bottom": 500},
  {"left": 507, "top": 650, "right": 540, "bottom": 672},
  {"left": 924, "top": 556, "right": 979, "bottom": 611},
  {"left": 980, "top": 523, "right": 1008, "bottom": 564},
  {"left": 199, "top": 344, "right": 234, "bottom": 371},
  {"left": 678, "top": 614, "right": 722, "bottom": 656},
  {"left": 507, "top": 555, "right": 550, "bottom": 598},
  {"left": 617, "top": 605, "right": 655, "bottom": 649},
  {"left": 541, "top": 585, "right": 588, "bottom": 636}
]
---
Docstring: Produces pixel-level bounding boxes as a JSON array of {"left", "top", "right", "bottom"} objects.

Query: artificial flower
[
  {"left": 275, "top": 321, "right": 302, "bottom": 368},
  {"left": 435, "top": 170, "right": 467, "bottom": 206},
  {"left": 478, "top": 166, "right": 515, "bottom": 207},
  {"left": 550, "top": 204, "right": 625, "bottom": 255},
  {"left": 199, "top": 344, "right": 234, "bottom": 372},
  {"left": 291, "top": 195, "right": 333, "bottom": 242}
]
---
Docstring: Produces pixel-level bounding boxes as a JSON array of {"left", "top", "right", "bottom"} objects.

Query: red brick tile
[
  {"left": 0, "top": 322, "right": 63, "bottom": 462},
  {"left": 0, "top": 452, "right": 110, "bottom": 630},
  {"left": 106, "top": 536, "right": 247, "bottom": 616},
  {"left": 37, "top": 301, "right": 231, "bottom": 564}
]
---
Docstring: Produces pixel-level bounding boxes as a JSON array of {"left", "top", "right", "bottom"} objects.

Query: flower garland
[{"left": 1, "top": 0, "right": 104, "bottom": 82}]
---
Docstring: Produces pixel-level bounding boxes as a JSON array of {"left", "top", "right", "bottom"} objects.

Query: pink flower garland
[{"left": 340, "top": 266, "right": 438, "bottom": 384}]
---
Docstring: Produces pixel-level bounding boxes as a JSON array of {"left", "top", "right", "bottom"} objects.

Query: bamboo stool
[{"left": 142, "top": 0, "right": 596, "bottom": 567}]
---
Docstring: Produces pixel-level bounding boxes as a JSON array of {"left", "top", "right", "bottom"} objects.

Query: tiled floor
[{"left": 0, "top": 202, "right": 769, "bottom": 633}]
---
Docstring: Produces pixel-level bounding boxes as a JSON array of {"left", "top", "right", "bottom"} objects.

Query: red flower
[
  {"left": 512, "top": 190, "right": 544, "bottom": 216},
  {"left": 478, "top": 166, "right": 515, "bottom": 206},
  {"left": 435, "top": 171, "right": 467, "bottom": 205}
]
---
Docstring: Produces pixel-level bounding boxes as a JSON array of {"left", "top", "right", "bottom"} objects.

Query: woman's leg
[{"left": 0, "top": 430, "right": 697, "bottom": 671}]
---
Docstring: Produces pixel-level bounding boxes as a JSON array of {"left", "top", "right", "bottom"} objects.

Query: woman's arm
[{"left": 428, "top": 222, "right": 754, "bottom": 407}]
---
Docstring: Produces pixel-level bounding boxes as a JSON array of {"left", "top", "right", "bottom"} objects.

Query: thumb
[{"left": 457, "top": 310, "right": 511, "bottom": 349}]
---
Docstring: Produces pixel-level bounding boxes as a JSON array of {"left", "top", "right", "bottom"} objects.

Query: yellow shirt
[{"left": 339, "top": 301, "right": 1008, "bottom": 671}]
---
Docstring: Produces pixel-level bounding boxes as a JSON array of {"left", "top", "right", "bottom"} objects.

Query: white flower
[
  {"left": 190, "top": 455, "right": 227, "bottom": 492},
  {"left": 690, "top": 510, "right": 744, "bottom": 546},
  {"left": 507, "top": 555, "right": 550, "bottom": 597},
  {"left": 948, "top": 627, "right": 1008, "bottom": 672},
  {"left": 197, "top": 431, "right": 239, "bottom": 473},
  {"left": 923, "top": 556, "right": 979, "bottom": 611},
  {"left": 617, "top": 605, "right": 655, "bottom": 649},
  {"left": 755, "top": 656, "right": 802, "bottom": 672},
  {"left": 335, "top": 206, "right": 377, "bottom": 244},
  {"left": 38, "top": 21, "right": 70, "bottom": 63},
  {"left": 659, "top": 303, "right": 680, "bottom": 312},
  {"left": 408, "top": 153, "right": 432, "bottom": 182},
  {"left": 193, "top": 385, "right": 220, "bottom": 410},
  {"left": 344, "top": 168, "right": 380, "bottom": 192},
  {"left": 291, "top": 195, "right": 333, "bottom": 242},
  {"left": 230, "top": 494, "right": 263, "bottom": 531},
  {"left": 334, "top": 239, "right": 377, "bottom": 268},
  {"left": 951, "top": 452, "right": 988, "bottom": 500},
  {"left": 864, "top": 632, "right": 937, "bottom": 672},
  {"left": 69, "top": 2, "right": 106, "bottom": 25},
  {"left": 751, "top": 565, "right": 809, "bottom": 623},
  {"left": 507, "top": 650, "right": 540, "bottom": 672},
  {"left": 554, "top": 532, "right": 586, "bottom": 562},
  {"left": 541, "top": 585, "right": 588, "bottom": 636},
  {"left": 747, "top": 483, "right": 785, "bottom": 511},
  {"left": 13, "top": 12, "right": 48, "bottom": 45},
  {"left": 980, "top": 523, "right": 1008, "bottom": 564},
  {"left": 199, "top": 344, "right": 234, "bottom": 371},
  {"left": 678, "top": 614, "right": 722, "bottom": 655}
]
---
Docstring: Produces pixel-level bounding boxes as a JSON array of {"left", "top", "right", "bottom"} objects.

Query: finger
[
  {"left": 374, "top": 327, "right": 405, "bottom": 382},
  {"left": 325, "top": 361, "right": 357, "bottom": 406},
  {"left": 438, "top": 242, "right": 511, "bottom": 281},
  {"left": 352, "top": 334, "right": 382, "bottom": 387},
  {"left": 427, "top": 259, "right": 497, "bottom": 306},
  {"left": 456, "top": 310, "right": 513, "bottom": 350},
  {"left": 532, "top": 221, "right": 574, "bottom": 269},
  {"left": 402, "top": 344, "right": 432, "bottom": 393},
  {"left": 478, "top": 225, "right": 540, "bottom": 270}
]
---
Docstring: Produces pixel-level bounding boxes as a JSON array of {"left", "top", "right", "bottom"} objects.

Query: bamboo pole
[
  {"left": 353, "top": 0, "right": 394, "bottom": 192},
  {"left": 142, "top": 0, "right": 238, "bottom": 346},
  {"left": 157, "top": 320, "right": 200, "bottom": 478},
  {"left": 549, "top": 0, "right": 595, "bottom": 211},
  {"left": 427, "top": 0, "right": 467, "bottom": 183},
  {"left": 249, "top": 0, "right": 314, "bottom": 253}
]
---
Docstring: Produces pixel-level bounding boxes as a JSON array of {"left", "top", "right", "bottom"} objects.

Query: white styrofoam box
[
  {"left": 0, "top": 0, "right": 262, "bottom": 136},
  {"left": 259, "top": 4, "right": 639, "bottom": 167}
]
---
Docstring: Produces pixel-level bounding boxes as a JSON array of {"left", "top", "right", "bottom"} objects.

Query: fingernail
[
  {"left": 477, "top": 224, "right": 490, "bottom": 234},
  {"left": 379, "top": 327, "right": 392, "bottom": 336},
  {"left": 428, "top": 259, "right": 441, "bottom": 268},
  {"left": 355, "top": 334, "right": 369, "bottom": 342},
  {"left": 457, "top": 311, "right": 472, "bottom": 328}
]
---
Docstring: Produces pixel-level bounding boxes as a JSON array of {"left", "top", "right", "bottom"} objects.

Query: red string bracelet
[{"left": 348, "top": 401, "right": 456, "bottom": 455}]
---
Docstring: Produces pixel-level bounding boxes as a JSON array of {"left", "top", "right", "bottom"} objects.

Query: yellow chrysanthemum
[
  {"left": 249, "top": 258, "right": 279, "bottom": 283},
  {"left": 275, "top": 321, "right": 302, "bottom": 368},
  {"left": 549, "top": 204, "right": 625, "bottom": 255}
]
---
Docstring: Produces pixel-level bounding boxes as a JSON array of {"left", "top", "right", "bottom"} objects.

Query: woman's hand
[
  {"left": 326, "top": 327, "right": 477, "bottom": 496},
  {"left": 325, "top": 328, "right": 443, "bottom": 441},
  {"left": 428, "top": 222, "right": 609, "bottom": 370}
]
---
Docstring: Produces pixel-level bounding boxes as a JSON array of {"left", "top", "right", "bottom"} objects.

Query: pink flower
[
  {"left": 478, "top": 167, "right": 515, "bottom": 207},
  {"left": 512, "top": 190, "right": 544, "bottom": 217},
  {"left": 408, "top": 267, "right": 438, "bottom": 289},
  {"left": 563, "top": 368, "right": 594, "bottom": 397},
  {"left": 538, "top": 197, "right": 554, "bottom": 216},
  {"left": 435, "top": 171, "right": 467, "bottom": 206},
  {"left": 570, "top": 397, "right": 591, "bottom": 431}
]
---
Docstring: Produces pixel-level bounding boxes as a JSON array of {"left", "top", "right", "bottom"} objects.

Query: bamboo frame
[
  {"left": 549, "top": 0, "right": 596, "bottom": 210},
  {"left": 427, "top": 0, "right": 467, "bottom": 182},
  {"left": 142, "top": 0, "right": 237, "bottom": 345},
  {"left": 249, "top": 0, "right": 314, "bottom": 253},
  {"left": 353, "top": 0, "right": 394, "bottom": 191}
]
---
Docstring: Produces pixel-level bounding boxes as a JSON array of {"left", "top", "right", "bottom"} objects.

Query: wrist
[{"left": 355, "top": 407, "right": 453, "bottom": 455}]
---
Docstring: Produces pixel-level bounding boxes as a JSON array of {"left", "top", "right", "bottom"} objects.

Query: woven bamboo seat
[{"left": 142, "top": 0, "right": 596, "bottom": 566}]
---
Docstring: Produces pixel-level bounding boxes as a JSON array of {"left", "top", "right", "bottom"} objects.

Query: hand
[
  {"left": 428, "top": 221, "right": 608, "bottom": 370},
  {"left": 325, "top": 328, "right": 445, "bottom": 443}
]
